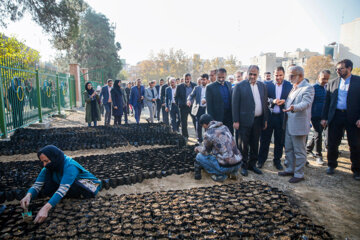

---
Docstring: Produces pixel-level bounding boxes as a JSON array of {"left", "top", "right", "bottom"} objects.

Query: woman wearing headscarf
[
  {"left": 84, "top": 82, "right": 101, "bottom": 126},
  {"left": 20, "top": 145, "right": 102, "bottom": 224},
  {"left": 111, "top": 80, "right": 124, "bottom": 125}
]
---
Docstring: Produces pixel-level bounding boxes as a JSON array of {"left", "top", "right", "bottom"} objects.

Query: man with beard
[
  {"left": 175, "top": 73, "right": 197, "bottom": 141},
  {"left": 232, "top": 65, "right": 268, "bottom": 176},
  {"left": 278, "top": 66, "right": 314, "bottom": 183},
  {"left": 206, "top": 68, "right": 233, "bottom": 135},
  {"left": 187, "top": 74, "right": 208, "bottom": 143},
  {"left": 321, "top": 59, "right": 360, "bottom": 180},
  {"left": 258, "top": 67, "right": 292, "bottom": 170},
  {"left": 306, "top": 70, "right": 330, "bottom": 165}
]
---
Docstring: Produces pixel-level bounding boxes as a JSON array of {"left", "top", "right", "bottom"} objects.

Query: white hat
[{"left": 96, "top": 86, "right": 102, "bottom": 91}]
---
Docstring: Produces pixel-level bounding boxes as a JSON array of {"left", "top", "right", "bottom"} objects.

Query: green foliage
[
  {"left": 56, "top": 9, "right": 122, "bottom": 79},
  {"left": 0, "top": 34, "right": 40, "bottom": 67},
  {"left": 0, "top": 0, "right": 87, "bottom": 50}
]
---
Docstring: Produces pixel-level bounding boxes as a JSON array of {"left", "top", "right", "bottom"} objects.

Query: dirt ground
[{"left": 1, "top": 109, "right": 359, "bottom": 239}]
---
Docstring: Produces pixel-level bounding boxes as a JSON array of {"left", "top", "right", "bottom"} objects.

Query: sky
[{"left": 1, "top": 0, "right": 359, "bottom": 65}]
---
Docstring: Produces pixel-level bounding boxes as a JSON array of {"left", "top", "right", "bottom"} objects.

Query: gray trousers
[
  {"left": 284, "top": 127, "right": 307, "bottom": 178},
  {"left": 147, "top": 102, "right": 156, "bottom": 123}
]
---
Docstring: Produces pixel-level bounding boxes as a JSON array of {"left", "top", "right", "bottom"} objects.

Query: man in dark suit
[
  {"left": 100, "top": 79, "right": 113, "bottom": 125},
  {"left": 155, "top": 79, "right": 164, "bottom": 122},
  {"left": 258, "top": 66, "right": 292, "bottom": 170},
  {"left": 232, "top": 65, "right": 268, "bottom": 176},
  {"left": 165, "top": 78, "right": 180, "bottom": 132},
  {"left": 321, "top": 59, "right": 360, "bottom": 180},
  {"left": 175, "top": 73, "right": 197, "bottom": 140},
  {"left": 205, "top": 68, "right": 233, "bottom": 134},
  {"left": 187, "top": 74, "right": 208, "bottom": 143},
  {"left": 306, "top": 70, "right": 330, "bottom": 165},
  {"left": 129, "top": 79, "right": 145, "bottom": 124},
  {"left": 160, "top": 77, "right": 170, "bottom": 125}
]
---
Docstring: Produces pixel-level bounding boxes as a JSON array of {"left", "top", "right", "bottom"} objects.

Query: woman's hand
[
  {"left": 20, "top": 193, "right": 31, "bottom": 210},
  {"left": 34, "top": 203, "right": 52, "bottom": 224}
]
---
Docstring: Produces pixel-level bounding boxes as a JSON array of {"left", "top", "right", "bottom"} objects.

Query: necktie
[{"left": 151, "top": 89, "right": 155, "bottom": 98}]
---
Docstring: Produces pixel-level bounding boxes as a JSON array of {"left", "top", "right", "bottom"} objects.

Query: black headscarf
[
  {"left": 85, "top": 82, "right": 98, "bottom": 121},
  {"left": 85, "top": 82, "right": 94, "bottom": 95},
  {"left": 37, "top": 145, "right": 65, "bottom": 173},
  {"left": 112, "top": 80, "right": 122, "bottom": 95}
]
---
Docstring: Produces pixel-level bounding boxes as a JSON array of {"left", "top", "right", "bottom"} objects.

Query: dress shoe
[
  {"left": 307, "top": 150, "right": 315, "bottom": 157},
  {"left": 353, "top": 172, "right": 360, "bottom": 181},
  {"left": 248, "top": 166, "right": 263, "bottom": 175},
  {"left": 274, "top": 162, "right": 283, "bottom": 170},
  {"left": 326, "top": 167, "right": 335, "bottom": 175},
  {"left": 240, "top": 168, "right": 248, "bottom": 177},
  {"left": 289, "top": 177, "right": 304, "bottom": 183},
  {"left": 256, "top": 161, "right": 264, "bottom": 169},
  {"left": 278, "top": 171, "right": 293, "bottom": 177}
]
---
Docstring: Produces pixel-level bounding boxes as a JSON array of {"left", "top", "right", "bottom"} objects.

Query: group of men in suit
[{"left": 187, "top": 58, "right": 360, "bottom": 183}]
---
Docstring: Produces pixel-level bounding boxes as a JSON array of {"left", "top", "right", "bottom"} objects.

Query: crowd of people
[
  {"left": 18, "top": 58, "right": 359, "bottom": 224},
  {"left": 82, "top": 58, "right": 360, "bottom": 184}
]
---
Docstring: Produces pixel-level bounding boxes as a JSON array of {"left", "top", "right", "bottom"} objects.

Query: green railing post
[
  {"left": 36, "top": 70, "right": 43, "bottom": 123},
  {"left": 0, "top": 74, "right": 8, "bottom": 138},
  {"left": 67, "top": 74, "right": 72, "bottom": 109},
  {"left": 102, "top": 70, "right": 105, "bottom": 85},
  {"left": 56, "top": 74, "right": 61, "bottom": 115}
]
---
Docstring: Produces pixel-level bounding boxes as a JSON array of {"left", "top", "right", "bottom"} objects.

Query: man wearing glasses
[
  {"left": 321, "top": 59, "right": 360, "bottom": 180},
  {"left": 278, "top": 66, "right": 314, "bottom": 183},
  {"left": 232, "top": 65, "right": 269, "bottom": 176}
]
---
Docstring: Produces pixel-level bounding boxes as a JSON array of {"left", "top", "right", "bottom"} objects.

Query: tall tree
[
  {"left": 58, "top": 9, "right": 122, "bottom": 79},
  {"left": 304, "top": 56, "right": 335, "bottom": 83},
  {"left": 0, "top": 0, "right": 87, "bottom": 50}
]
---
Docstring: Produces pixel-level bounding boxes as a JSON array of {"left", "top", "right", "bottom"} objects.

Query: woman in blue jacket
[{"left": 20, "top": 145, "right": 102, "bottom": 224}]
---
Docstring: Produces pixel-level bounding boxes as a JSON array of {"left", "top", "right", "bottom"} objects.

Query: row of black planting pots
[
  {"left": 0, "top": 146, "right": 196, "bottom": 203},
  {"left": 0, "top": 123, "right": 185, "bottom": 155},
  {"left": 0, "top": 182, "right": 332, "bottom": 239}
]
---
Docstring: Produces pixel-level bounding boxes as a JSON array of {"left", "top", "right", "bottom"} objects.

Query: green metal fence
[
  {"left": 0, "top": 57, "right": 76, "bottom": 138},
  {"left": 80, "top": 69, "right": 105, "bottom": 106}
]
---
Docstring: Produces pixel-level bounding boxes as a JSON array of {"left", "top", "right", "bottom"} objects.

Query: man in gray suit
[
  {"left": 232, "top": 65, "right": 268, "bottom": 176},
  {"left": 144, "top": 80, "right": 158, "bottom": 123},
  {"left": 278, "top": 66, "right": 314, "bottom": 183}
]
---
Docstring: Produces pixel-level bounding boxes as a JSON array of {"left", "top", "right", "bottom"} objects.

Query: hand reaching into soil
[
  {"left": 20, "top": 193, "right": 31, "bottom": 210},
  {"left": 34, "top": 203, "right": 52, "bottom": 224}
]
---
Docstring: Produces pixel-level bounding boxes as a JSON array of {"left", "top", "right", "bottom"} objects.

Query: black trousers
[
  {"left": 161, "top": 105, "right": 169, "bottom": 125},
  {"left": 238, "top": 116, "right": 263, "bottom": 169},
  {"left": 195, "top": 106, "right": 206, "bottom": 142},
  {"left": 170, "top": 103, "right": 181, "bottom": 132},
  {"left": 114, "top": 115, "right": 122, "bottom": 125},
  {"left": 328, "top": 110, "right": 360, "bottom": 173},
  {"left": 123, "top": 106, "right": 128, "bottom": 124},
  {"left": 306, "top": 117, "right": 323, "bottom": 157},
  {"left": 179, "top": 105, "right": 196, "bottom": 138},
  {"left": 222, "top": 108, "right": 234, "bottom": 135},
  {"left": 156, "top": 99, "right": 161, "bottom": 120},
  {"left": 258, "top": 113, "right": 284, "bottom": 165}
]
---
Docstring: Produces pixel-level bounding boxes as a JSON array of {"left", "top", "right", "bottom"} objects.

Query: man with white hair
[
  {"left": 144, "top": 80, "right": 158, "bottom": 123},
  {"left": 228, "top": 75, "right": 235, "bottom": 87},
  {"left": 278, "top": 66, "right": 314, "bottom": 183}
]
